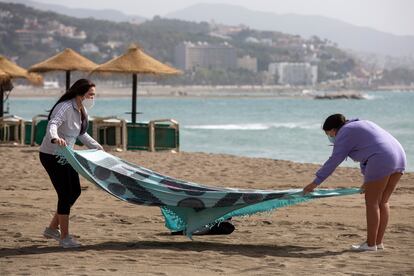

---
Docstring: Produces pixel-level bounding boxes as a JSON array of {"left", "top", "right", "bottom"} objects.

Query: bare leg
[
  {"left": 49, "top": 212, "right": 59, "bottom": 230},
  {"left": 376, "top": 173, "right": 402, "bottom": 245},
  {"left": 364, "top": 175, "right": 389, "bottom": 246},
  {"left": 58, "top": 214, "right": 69, "bottom": 239}
]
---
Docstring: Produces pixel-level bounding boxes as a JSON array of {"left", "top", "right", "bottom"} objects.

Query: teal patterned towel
[{"left": 57, "top": 146, "right": 360, "bottom": 238}]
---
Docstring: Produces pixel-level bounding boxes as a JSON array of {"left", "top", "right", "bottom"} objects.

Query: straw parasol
[
  {"left": 91, "top": 44, "right": 181, "bottom": 123},
  {"left": 0, "top": 55, "right": 42, "bottom": 81},
  {"left": 0, "top": 69, "right": 10, "bottom": 82},
  {"left": 0, "top": 55, "right": 43, "bottom": 117},
  {"left": 28, "top": 48, "right": 98, "bottom": 91}
]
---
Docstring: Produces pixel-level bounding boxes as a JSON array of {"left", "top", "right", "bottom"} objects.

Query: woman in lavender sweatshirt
[{"left": 303, "top": 114, "right": 406, "bottom": 251}]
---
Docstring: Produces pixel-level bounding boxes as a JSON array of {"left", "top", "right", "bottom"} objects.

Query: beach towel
[{"left": 57, "top": 146, "right": 360, "bottom": 238}]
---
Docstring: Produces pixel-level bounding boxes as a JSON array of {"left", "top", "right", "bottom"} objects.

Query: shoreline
[{"left": 9, "top": 84, "right": 414, "bottom": 98}]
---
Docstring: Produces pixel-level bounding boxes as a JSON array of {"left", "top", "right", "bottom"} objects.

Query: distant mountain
[
  {"left": 166, "top": 3, "right": 414, "bottom": 57},
  {"left": 1, "top": 0, "right": 146, "bottom": 23}
]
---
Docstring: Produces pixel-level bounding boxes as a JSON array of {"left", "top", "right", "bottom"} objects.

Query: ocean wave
[
  {"left": 184, "top": 122, "right": 319, "bottom": 130},
  {"left": 363, "top": 94, "right": 381, "bottom": 100}
]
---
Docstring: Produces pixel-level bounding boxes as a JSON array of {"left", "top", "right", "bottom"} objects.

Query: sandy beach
[{"left": 0, "top": 145, "right": 413, "bottom": 275}]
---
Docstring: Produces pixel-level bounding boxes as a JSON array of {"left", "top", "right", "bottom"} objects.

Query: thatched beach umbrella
[
  {"left": 0, "top": 55, "right": 43, "bottom": 117},
  {"left": 0, "top": 73, "right": 12, "bottom": 118},
  {"left": 0, "top": 55, "right": 36, "bottom": 80},
  {"left": 28, "top": 48, "right": 98, "bottom": 91},
  {"left": 0, "top": 69, "right": 9, "bottom": 82},
  {"left": 91, "top": 45, "right": 181, "bottom": 123}
]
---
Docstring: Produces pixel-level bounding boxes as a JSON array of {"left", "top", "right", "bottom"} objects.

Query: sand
[{"left": 0, "top": 145, "right": 413, "bottom": 275}]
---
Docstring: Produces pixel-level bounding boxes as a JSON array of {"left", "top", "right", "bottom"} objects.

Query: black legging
[{"left": 39, "top": 152, "right": 81, "bottom": 215}]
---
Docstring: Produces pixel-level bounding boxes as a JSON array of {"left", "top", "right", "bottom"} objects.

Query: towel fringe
[{"left": 55, "top": 148, "right": 68, "bottom": 165}]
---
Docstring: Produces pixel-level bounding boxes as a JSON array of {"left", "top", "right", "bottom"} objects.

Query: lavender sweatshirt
[{"left": 313, "top": 119, "right": 406, "bottom": 185}]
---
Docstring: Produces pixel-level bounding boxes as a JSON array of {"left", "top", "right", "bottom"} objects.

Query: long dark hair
[
  {"left": 322, "top": 113, "right": 347, "bottom": 131},
  {"left": 48, "top": 78, "right": 95, "bottom": 120}
]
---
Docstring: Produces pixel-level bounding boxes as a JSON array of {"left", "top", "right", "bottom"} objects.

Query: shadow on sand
[{"left": 0, "top": 240, "right": 351, "bottom": 259}]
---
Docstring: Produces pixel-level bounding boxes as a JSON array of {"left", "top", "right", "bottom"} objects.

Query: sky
[{"left": 33, "top": 0, "right": 414, "bottom": 36}]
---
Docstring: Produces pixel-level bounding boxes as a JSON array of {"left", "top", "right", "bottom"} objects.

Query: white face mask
[
  {"left": 82, "top": 98, "right": 94, "bottom": 109},
  {"left": 328, "top": 135, "right": 335, "bottom": 143}
]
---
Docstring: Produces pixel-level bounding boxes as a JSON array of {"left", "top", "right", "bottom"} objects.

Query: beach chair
[
  {"left": 148, "top": 119, "right": 179, "bottom": 152},
  {"left": 24, "top": 121, "right": 32, "bottom": 145},
  {"left": 126, "top": 119, "right": 179, "bottom": 152},
  {"left": 126, "top": 122, "right": 150, "bottom": 150},
  {"left": 30, "top": 115, "right": 48, "bottom": 146},
  {"left": 0, "top": 115, "right": 25, "bottom": 145},
  {"left": 91, "top": 117, "right": 127, "bottom": 151}
]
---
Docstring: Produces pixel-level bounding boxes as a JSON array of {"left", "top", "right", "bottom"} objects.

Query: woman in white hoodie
[{"left": 39, "top": 78, "right": 103, "bottom": 248}]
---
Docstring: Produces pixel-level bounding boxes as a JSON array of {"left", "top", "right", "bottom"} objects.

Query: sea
[{"left": 8, "top": 90, "right": 413, "bottom": 171}]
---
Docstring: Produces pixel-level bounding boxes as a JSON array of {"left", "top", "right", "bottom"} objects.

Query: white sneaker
[
  {"left": 377, "top": 243, "right": 384, "bottom": 250},
  {"left": 351, "top": 242, "right": 377, "bottom": 252},
  {"left": 59, "top": 236, "right": 81, "bottom": 248},
  {"left": 43, "top": 227, "right": 61, "bottom": 241}
]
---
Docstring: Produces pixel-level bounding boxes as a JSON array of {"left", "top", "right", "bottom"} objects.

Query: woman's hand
[
  {"left": 53, "top": 137, "right": 67, "bottom": 146},
  {"left": 303, "top": 182, "right": 318, "bottom": 195},
  {"left": 359, "top": 183, "right": 366, "bottom": 194}
]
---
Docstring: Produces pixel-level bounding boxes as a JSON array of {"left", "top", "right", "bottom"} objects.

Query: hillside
[
  {"left": 166, "top": 3, "right": 414, "bottom": 57},
  {"left": 0, "top": 2, "right": 369, "bottom": 85}
]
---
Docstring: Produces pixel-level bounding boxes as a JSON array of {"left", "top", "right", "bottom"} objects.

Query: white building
[
  {"left": 174, "top": 41, "right": 237, "bottom": 71},
  {"left": 15, "top": 29, "right": 39, "bottom": 46},
  {"left": 237, "top": 55, "right": 258, "bottom": 73},
  {"left": 268, "top": 62, "right": 318, "bottom": 86},
  {"left": 80, "top": 43, "right": 100, "bottom": 54}
]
